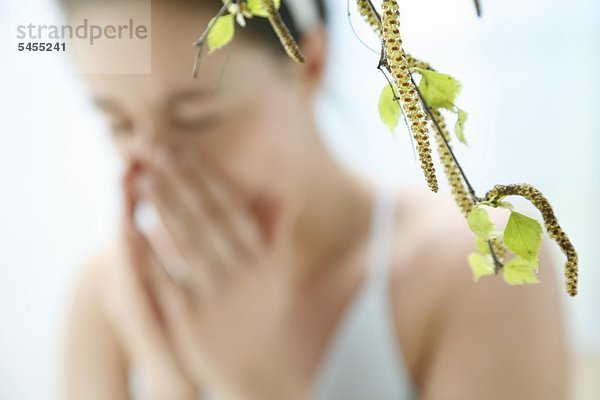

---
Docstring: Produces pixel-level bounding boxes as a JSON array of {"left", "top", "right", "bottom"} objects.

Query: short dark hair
[{"left": 58, "top": 0, "right": 328, "bottom": 57}]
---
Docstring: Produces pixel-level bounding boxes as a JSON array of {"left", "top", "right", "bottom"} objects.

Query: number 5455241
[{"left": 18, "top": 42, "right": 66, "bottom": 51}]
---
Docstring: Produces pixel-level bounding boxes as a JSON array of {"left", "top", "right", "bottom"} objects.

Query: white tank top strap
[
  {"left": 310, "top": 184, "right": 417, "bottom": 400},
  {"left": 365, "top": 184, "right": 399, "bottom": 287}
]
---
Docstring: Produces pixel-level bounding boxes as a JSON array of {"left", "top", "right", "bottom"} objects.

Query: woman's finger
[
  {"left": 157, "top": 151, "right": 262, "bottom": 263},
  {"left": 185, "top": 151, "right": 282, "bottom": 248},
  {"left": 139, "top": 162, "right": 238, "bottom": 286},
  {"left": 124, "top": 169, "right": 215, "bottom": 383},
  {"left": 127, "top": 217, "right": 213, "bottom": 379},
  {"left": 122, "top": 162, "right": 195, "bottom": 322},
  {"left": 128, "top": 213, "right": 197, "bottom": 312},
  {"left": 187, "top": 153, "right": 263, "bottom": 260},
  {"left": 154, "top": 156, "right": 239, "bottom": 262},
  {"left": 126, "top": 162, "right": 210, "bottom": 303},
  {"left": 113, "top": 164, "right": 197, "bottom": 397}
]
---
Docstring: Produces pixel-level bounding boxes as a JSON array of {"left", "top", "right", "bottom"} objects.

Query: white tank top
[
  {"left": 129, "top": 186, "right": 417, "bottom": 399},
  {"left": 310, "top": 184, "right": 417, "bottom": 400}
]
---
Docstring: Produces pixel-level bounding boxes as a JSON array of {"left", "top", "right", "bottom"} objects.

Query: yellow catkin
[
  {"left": 260, "top": 0, "right": 305, "bottom": 63},
  {"left": 405, "top": 56, "right": 471, "bottom": 213},
  {"left": 382, "top": 0, "right": 438, "bottom": 192},
  {"left": 484, "top": 184, "right": 579, "bottom": 296},
  {"left": 354, "top": 1, "right": 438, "bottom": 194},
  {"left": 405, "top": 54, "right": 507, "bottom": 262},
  {"left": 404, "top": 53, "right": 432, "bottom": 71},
  {"left": 355, "top": 3, "right": 508, "bottom": 265},
  {"left": 356, "top": 0, "right": 382, "bottom": 36},
  {"left": 431, "top": 110, "right": 473, "bottom": 216}
]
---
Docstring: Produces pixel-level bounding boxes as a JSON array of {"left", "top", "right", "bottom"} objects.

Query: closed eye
[{"left": 170, "top": 113, "right": 222, "bottom": 132}]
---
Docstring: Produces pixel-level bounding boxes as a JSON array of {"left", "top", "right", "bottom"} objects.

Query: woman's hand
[
  {"left": 110, "top": 165, "right": 199, "bottom": 399},
  {"left": 125, "top": 150, "right": 306, "bottom": 400}
]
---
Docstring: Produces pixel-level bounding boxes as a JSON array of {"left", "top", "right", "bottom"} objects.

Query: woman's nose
[{"left": 124, "top": 133, "right": 179, "bottom": 166}]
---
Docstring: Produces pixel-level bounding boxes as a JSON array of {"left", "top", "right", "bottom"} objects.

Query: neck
[{"left": 281, "top": 124, "right": 377, "bottom": 284}]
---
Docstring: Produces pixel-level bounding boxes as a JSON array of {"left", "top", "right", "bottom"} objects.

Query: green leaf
[
  {"left": 468, "top": 252, "right": 495, "bottom": 282},
  {"left": 504, "top": 211, "right": 542, "bottom": 264},
  {"left": 454, "top": 107, "right": 468, "bottom": 145},
  {"left": 247, "top": 0, "right": 281, "bottom": 17},
  {"left": 502, "top": 257, "right": 540, "bottom": 285},
  {"left": 415, "top": 68, "right": 462, "bottom": 110},
  {"left": 207, "top": 14, "right": 235, "bottom": 54},
  {"left": 467, "top": 206, "right": 494, "bottom": 239},
  {"left": 476, "top": 237, "right": 490, "bottom": 254},
  {"left": 378, "top": 84, "right": 402, "bottom": 134}
]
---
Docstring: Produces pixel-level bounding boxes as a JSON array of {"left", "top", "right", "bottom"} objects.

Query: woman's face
[{"left": 71, "top": 1, "right": 325, "bottom": 209}]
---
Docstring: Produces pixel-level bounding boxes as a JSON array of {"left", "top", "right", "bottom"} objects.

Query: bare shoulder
[
  {"left": 386, "top": 186, "right": 473, "bottom": 383},
  {"left": 70, "top": 243, "right": 123, "bottom": 310},
  {"left": 62, "top": 243, "right": 129, "bottom": 400},
  {"left": 388, "top": 185, "right": 570, "bottom": 399},
  {"left": 388, "top": 185, "right": 474, "bottom": 306}
]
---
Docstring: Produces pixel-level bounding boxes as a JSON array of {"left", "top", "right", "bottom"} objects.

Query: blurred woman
[{"left": 60, "top": 1, "right": 570, "bottom": 399}]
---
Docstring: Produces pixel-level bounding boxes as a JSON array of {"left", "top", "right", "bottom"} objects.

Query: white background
[{"left": 1, "top": 0, "right": 598, "bottom": 398}]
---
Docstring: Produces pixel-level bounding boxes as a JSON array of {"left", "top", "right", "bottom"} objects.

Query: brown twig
[
  {"left": 192, "top": 1, "right": 231, "bottom": 79},
  {"left": 474, "top": 0, "right": 482, "bottom": 17}
]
